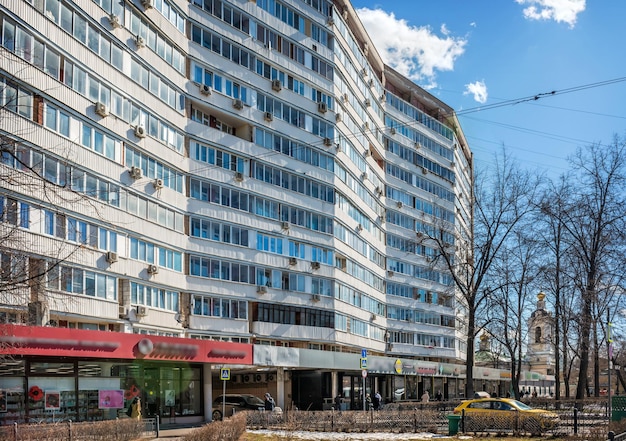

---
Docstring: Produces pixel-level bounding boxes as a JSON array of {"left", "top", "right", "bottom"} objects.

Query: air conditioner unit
[
  {"left": 153, "top": 178, "right": 164, "bottom": 189},
  {"left": 234, "top": 172, "right": 244, "bottom": 182},
  {"left": 415, "top": 142, "right": 422, "bottom": 149},
  {"left": 271, "top": 79, "right": 282, "bottom": 91},
  {"left": 141, "top": 0, "right": 153, "bottom": 8},
  {"left": 266, "top": 373, "right": 275, "bottom": 382},
  {"left": 364, "top": 98, "right": 371, "bottom": 107},
  {"left": 342, "top": 93, "right": 348, "bottom": 103},
  {"left": 368, "top": 79, "right": 374, "bottom": 87},
  {"left": 356, "top": 224, "right": 363, "bottom": 232},
  {"left": 387, "top": 270, "right": 394, "bottom": 277},
  {"left": 361, "top": 172, "right": 367, "bottom": 180},
  {"left": 289, "top": 257, "right": 297, "bottom": 266},
  {"left": 327, "top": 17, "right": 334, "bottom": 26},
  {"left": 106, "top": 251, "right": 118, "bottom": 264},
  {"left": 370, "top": 313, "right": 376, "bottom": 321},
  {"left": 199, "top": 84, "right": 212, "bottom": 95},
  {"left": 136, "top": 306, "right": 148, "bottom": 316},
  {"left": 109, "top": 14, "right": 121, "bottom": 28},
  {"left": 233, "top": 99, "right": 244, "bottom": 110},
  {"left": 361, "top": 67, "right": 368, "bottom": 77},
  {"left": 119, "top": 305, "right": 127, "bottom": 318},
  {"left": 335, "top": 113, "right": 342, "bottom": 122},
  {"left": 95, "top": 102, "right": 109, "bottom": 117},
  {"left": 134, "top": 125, "right": 146, "bottom": 138},
  {"left": 311, "top": 294, "right": 321, "bottom": 302},
  {"left": 135, "top": 35, "right": 146, "bottom": 48},
  {"left": 323, "top": 137, "right": 332, "bottom": 147},
  {"left": 281, "top": 221, "right": 289, "bottom": 230},
  {"left": 130, "top": 166, "right": 142, "bottom": 180},
  {"left": 396, "top": 201, "right": 403, "bottom": 208},
  {"left": 257, "top": 285, "right": 268, "bottom": 294},
  {"left": 253, "top": 374, "right": 263, "bottom": 383},
  {"left": 147, "top": 264, "right": 159, "bottom": 275},
  {"left": 264, "top": 111, "right": 273, "bottom": 121},
  {"left": 375, "top": 186, "right": 383, "bottom": 196},
  {"left": 317, "top": 102, "right": 328, "bottom": 113},
  {"left": 390, "top": 127, "right": 396, "bottom": 135},
  {"left": 311, "top": 262, "right": 321, "bottom": 270},
  {"left": 242, "top": 374, "right": 251, "bottom": 383}
]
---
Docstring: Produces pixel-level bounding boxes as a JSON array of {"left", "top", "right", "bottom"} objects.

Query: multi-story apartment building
[{"left": 0, "top": 0, "right": 479, "bottom": 424}]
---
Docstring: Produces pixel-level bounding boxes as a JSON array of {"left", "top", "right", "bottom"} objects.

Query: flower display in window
[{"left": 28, "top": 386, "right": 44, "bottom": 401}]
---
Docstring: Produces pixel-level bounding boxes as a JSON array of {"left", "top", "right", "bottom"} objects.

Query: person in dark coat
[{"left": 264, "top": 392, "right": 275, "bottom": 411}]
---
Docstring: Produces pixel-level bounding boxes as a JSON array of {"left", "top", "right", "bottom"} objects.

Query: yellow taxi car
[{"left": 453, "top": 397, "right": 559, "bottom": 434}]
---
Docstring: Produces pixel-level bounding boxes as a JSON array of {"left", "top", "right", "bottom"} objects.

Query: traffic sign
[
  {"left": 361, "top": 349, "right": 367, "bottom": 358},
  {"left": 362, "top": 369, "right": 368, "bottom": 378},
  {"left": 360, "top": 357, "right": 367, "bottom": 369},
  {"left": 220, "top": 368, "right": 230, "bottom": 380}
]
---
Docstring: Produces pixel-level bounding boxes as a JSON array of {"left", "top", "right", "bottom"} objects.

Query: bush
[{"left": 182, "top": 411, "right": 247, "bottom": 441}]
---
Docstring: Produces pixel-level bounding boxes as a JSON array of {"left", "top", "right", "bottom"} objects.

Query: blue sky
[{"left": 352, "top": 0, "right": 626, "bottom": 176}]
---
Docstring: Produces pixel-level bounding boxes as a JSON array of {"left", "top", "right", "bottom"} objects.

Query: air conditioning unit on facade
[
  {"left": 119, "top": 305, "right": 127, "bottom": 318},
  {"left": 390, "top": 127, "right": 396, "bottom": 135},
  {"left": 364, "top": 98, "right": 371, "bottom": 107},
  {"left": 134, "top": 125, "right": 147, "bottom": 138},
  {"left": 95, "top": 102, "right": 109, "bottom": 117},
  {"left": 233, "top": 99, "right": 244, "bottom": 110},
  {"left": 141, "top": 0, "right": 153, "bottom": 8},
  {"left": 264, "top": 111, "right": 273, "bottom": 122},
  {"left": 326, "top": 17, "right": 334, "bottom": 26},
  {"left": 257, "top": 285, "right": 268, "bottom": 294},
  {"left": 136, "top": 306, "right": 148, "bottom": 316},
  {"left": 199, "top": 84, "right": 212, "bottom": 95},
  {"left": 281, "top": 221, "right": 289, "bottom": 230},
  {"left": 387, "top": 270, "right": 394, "bottom": 277},
  {"left": 317, "top": 102, "right": 328, "bottom": 113},
  {"left": 335, "top": 113, "right": 342, "bottom": 122},
  {"left": 289, "top": 257, "right": 297, "bottom": 266},
  {"left": 370, "top": 313, "right": 376, "bottom": 321},
  {"left": 109, "top": 14, "right": 121, "bottom": 28},
  {"left": 106, "top": 251, "right": 118, "bottom": 264},
  {"left": 153, "top": 178, "right": 164, "bottom": 189},
  {"left": 311, "top": 262, "right": 320, "bottom": 270},
  {"left": 422, "top": 167, "right": 428, "bottom": 175},
  {"left": 234, "top": 172, "right": 244, "bottom": 182},
  {"left": 396, "top": 201, "right": 403, "bottom": 209},
  {"left": 311, "top": 294, "right": 321, "bottom": 302},
  {"left": 271, "top": 79, "right": 282, "bottom": 91},
  {"left": 130, "top": 166, "right": 142, "bottom": 180},
  {"left": 135, "top": 35, "right": 146, "bottom": 48},
  {"left": 147, "top": 264, "right": 159, "bottom": 275},
  {"left": 323, "top": 137, "right": 332, "bottom": 147}
]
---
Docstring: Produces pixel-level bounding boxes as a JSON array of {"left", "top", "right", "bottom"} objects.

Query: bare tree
[
  {"left": 429, "top": 148, "right": 542, "bottom": 398},
  {"left": 487, "top": 229, "right": 540, "bottom": 399},
  {"left": 541, "top": 138, "right": 626, "bottom": 401}
]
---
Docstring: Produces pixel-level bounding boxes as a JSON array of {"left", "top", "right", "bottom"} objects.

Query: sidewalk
[{"left": 146, "top": 423, "right": 203, "bottom": 440}]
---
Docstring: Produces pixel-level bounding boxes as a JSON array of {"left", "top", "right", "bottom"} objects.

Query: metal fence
[{"left": 246, "top": 399, "right": 614, "bottom": 436}]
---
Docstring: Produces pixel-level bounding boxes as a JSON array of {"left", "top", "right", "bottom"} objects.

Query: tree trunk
[
  {"left": 575, "top": 287, "right": 593, "bottom": 401},
  {"left": 465, "top": 307, "right": 476, "bottom": 399}
]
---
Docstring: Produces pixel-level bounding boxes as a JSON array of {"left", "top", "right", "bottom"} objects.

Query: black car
[{"left": 212, "top": 394, "right": 265, "bottom": 421}]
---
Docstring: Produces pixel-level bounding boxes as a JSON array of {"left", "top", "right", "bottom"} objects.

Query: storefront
[{"left": 0, "top": 325, "right": 252, "bottom": 425}]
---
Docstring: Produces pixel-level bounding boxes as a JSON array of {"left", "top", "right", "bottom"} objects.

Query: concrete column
[
  {"left": 276, "top": 367, "right": 285, "bottom": 409},
  {"left": 203, "top": 364, "right": 212, "bottom": 422}
]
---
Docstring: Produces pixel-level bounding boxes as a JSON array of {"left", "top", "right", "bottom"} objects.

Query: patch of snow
[{"left": 247, "top": 430, "right": 470, "bottom": 440}]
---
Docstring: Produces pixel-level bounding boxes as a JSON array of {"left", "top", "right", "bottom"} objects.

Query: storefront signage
[{"left": 0, "top": 325, "right": 253, "bottom": 365}]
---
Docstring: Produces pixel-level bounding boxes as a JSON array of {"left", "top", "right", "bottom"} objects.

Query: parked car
[
  {"left": 212, "top": 394, "right": 265, "bottom": 421},
  {"left": 453, "top": 397, "right": 560, "bottom": 434}
]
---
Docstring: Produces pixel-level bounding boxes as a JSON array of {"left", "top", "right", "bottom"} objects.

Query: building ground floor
[{"left": 1, "top": 325, "right": 551, "bottom": 425}]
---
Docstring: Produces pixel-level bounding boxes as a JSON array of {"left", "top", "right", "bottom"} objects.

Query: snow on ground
[{"left": 247, "top": 430, "right": 473, "bottom": 440}]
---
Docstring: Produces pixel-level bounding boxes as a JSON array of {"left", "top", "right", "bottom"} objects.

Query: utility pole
[{"left": 606, "top": 308, "right": 613, "bottom": 425}]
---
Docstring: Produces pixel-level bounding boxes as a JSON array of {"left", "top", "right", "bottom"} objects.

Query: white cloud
[
  {"left": 355, "top": 8, "right": 466, "bottom": 88},
  {"left": 464, "top": 80, "right": 488, "bottom": 104},
  {"left": 515, "top": 0, "right": 586, "bottom": 28}
]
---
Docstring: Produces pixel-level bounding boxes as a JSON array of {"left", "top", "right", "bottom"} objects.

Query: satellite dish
[{"left": 174, "top": 313, "right": 183, "bottom": 324}]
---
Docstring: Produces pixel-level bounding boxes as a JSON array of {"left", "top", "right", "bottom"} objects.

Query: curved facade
[{"left": 0, "top": 0, "right": 474, "bottom": 421}]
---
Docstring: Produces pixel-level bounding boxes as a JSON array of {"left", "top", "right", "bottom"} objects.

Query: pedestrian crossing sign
[{"left": 221, "top": 368, "right": 230, "bottom": 380}]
